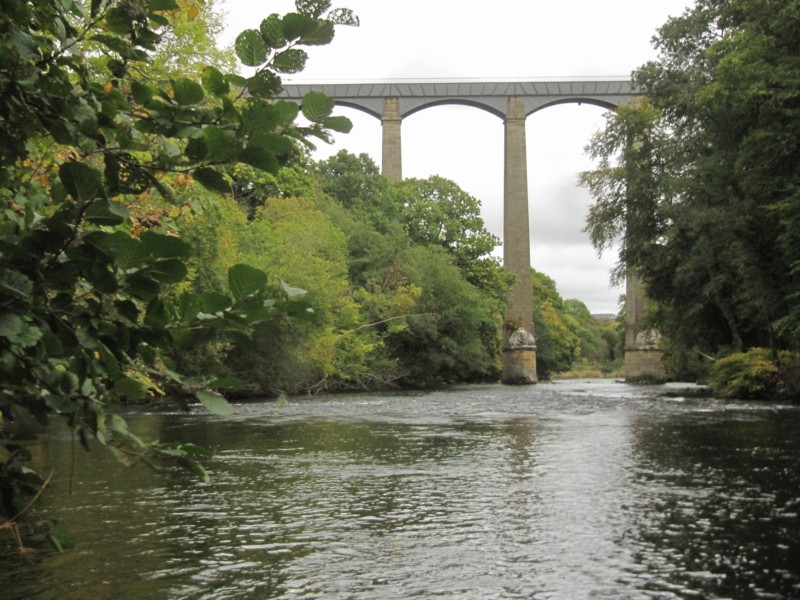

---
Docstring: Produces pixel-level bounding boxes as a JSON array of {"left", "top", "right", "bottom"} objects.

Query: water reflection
[{"left": 3, "top": 382, "right": 800, "bottom": 599}]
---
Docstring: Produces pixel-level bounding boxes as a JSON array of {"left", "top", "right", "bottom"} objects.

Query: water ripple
[{"left": 5, "top": 381, "right": 800, "bottom": 599}]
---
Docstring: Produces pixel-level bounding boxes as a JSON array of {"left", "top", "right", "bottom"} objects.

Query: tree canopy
[{"left": 581, "top": 0, "right": 800, "bottom": 371}]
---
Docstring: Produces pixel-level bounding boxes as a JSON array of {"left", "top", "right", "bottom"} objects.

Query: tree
[
  {"left": 388, "top": 175, "right": 500, "bottom": 276},
  {"left": 0, "top": 0, "right": 357, "bottom": 549},
  {"left": 315, "top": 150, "right": 394, "bottom": 225},
  {"left": 315, "top": 152, "right": 508, "bottom": 387},
  {"left": 530, "top": 269, "right": 579, "bottom": 378},
  {"left": 148, "top": 0, "right": 237, "bottom": 79},
  {"left": 385, "top": 246, "right": 502, "bottom": 386},
  {"left": 581, "top": 0, "right": 800, "bottom": 364}
]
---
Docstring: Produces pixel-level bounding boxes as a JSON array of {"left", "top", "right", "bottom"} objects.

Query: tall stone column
[
  {"left": 381, "top": 97, "right": 402, "bottom": 180},
  {"left": 624, "top": 271, "right": 666, "bottom": 381},
  {"left": 502, "top": 96, "right": 537, "bottom": 384}
]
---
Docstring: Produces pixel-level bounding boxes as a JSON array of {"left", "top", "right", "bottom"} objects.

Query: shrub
[{"left": 708, "top": 348, "right": 779, "bottom": 399}]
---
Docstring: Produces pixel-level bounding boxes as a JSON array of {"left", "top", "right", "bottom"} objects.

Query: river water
[{"left": 5, "top": 380, "right": 800, "bottom": 599}]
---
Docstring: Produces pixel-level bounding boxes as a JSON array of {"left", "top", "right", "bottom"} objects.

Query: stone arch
[
  {"left": 403, "top": 99, "right": 506, "bottom": 120},
  {"left": 527, "top": 97, "right": 620, "bottom": 116},
  {"left": 329, "top": 100, "right": 382, "bottom": 121}
]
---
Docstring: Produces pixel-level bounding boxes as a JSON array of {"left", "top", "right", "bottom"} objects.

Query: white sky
[{"left": 219, "top": 0, "right": 694, "bottom": 314}]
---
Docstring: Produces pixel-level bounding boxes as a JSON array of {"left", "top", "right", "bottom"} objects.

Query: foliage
[
  {"left": 226, "top": 195, "right": 363, "bottom": 393},
  {"left": 147, "top": 0, "right": 237, "bottom": 79},
  {"left": 314, "top": 150, "right": 396, "bottom": 229},
  {"left": 0, "top": 0, "right": 356, "bottom": 548},
  {"left": 388, "top": 176, "right": 499, "bottom": 268},
  {"left": 529, "top": 271, "right": 622, "bottom": 379},
  {"left": 384, "top": 246, "right": 502, "bottom": 386},
  {"left": 708, "top": 348, "right": 779, "bottom": 399},
  {"left": 313, "top": 152, "right": 510, "bottom": 387},
  {"left": 563, "top": 299, "right": 612, "bottom": 363},
  {"left": 708, "top": 348, "right": 800, "bottom": 400},
  {"left": 216, "top": 154, "right": 510, "bottom": 392},
  {"left": 530, "top": 270, "right": 579, "bottom": 378},
  {"left": 582, "top": 0, "right": 800, "bottom": 370}
]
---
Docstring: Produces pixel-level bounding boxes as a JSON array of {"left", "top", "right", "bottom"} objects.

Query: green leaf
[
  {"left": 246, "top": 71, "right": 283, "bottom": 98},
  {"left": 116, "top": 236, "right": 150, "bottom": 269},
  {"left": 16, "top": 323, "right": 42, "bottom": 348},
  {"left": 199, "top": 291, "right": 232, "bottom": 313},
  {"left": 9, "top": 404, "right": 37, "bottom": 428},
  {"left": 272, "top": 48, "right": 308, "bottom": 74},
  {"left": 253, "top": 132, "right": 294, "bottom": 157},
  {"left": 139, "top": 231, "right": 191, "bottom": 259},
  {"left": 193, "top": 167, "right": 231, "bottom": 194},
  {"left": 49, "top": 530, "right": 77, "bottom": 553},
  {"left": 202, "top": 126, "right": 239, "bottom": 162},
  {"left": 196, "top": 391, "right": 234, "bottom": 415},
  {"left": 206, "top": 313, "right": 252, "bottom": 334},
  {"left": 87, "top": 262, "right": 118, "bottom": 294},
  {"left": 172, "top": 78, "right": 204, "bottom": 106},
  {"left": 300, "top": 20, "right": 335, "bottom": 45},
  {"left": 177, "top": 291, "right": 201, "bottom": 321},
  {"left": 226, "top": 73, "right": 248, "bottom": 89},
  {"left": 97, "top": 342, "right": 122, "bottom": 381},
  {"left": 241, "top": 100, "right": 298, "bottom": 137},
  {"left": 114, "top": 376, "right": 148, "bottom": 402},
  {"left": 185, "top": 136, "right": 207, "bottom": 161},
  {"left": 45, "top": 395, "right": 77, "bottom": 414},
  {"left": 84, "top": 199, "right": 128, "bottom": 225},
  {"left": 238, "top": 145, "right": 279, "bottom": 172},
  {"left": 110, "top": 414, "right": 129, "bottom": 434},
  {"left": 281, "top": 13, "right": 316, "bottom": 40},
  {"left": 91, "top": 34, "right": 134, "bottom": 57},
  {"left": 201, "top": 66, "right": 229, "bottom": 97},
  {"left": 148, "top": 258, "right": 188, "bottom": 284},
  {"left": 176, "top": 442, "right": 213, "bottom": 457},
  {"left": 235, "top": 29, "right": 268, "bottom": 67},
  {"left": 0, "top": 312, "right": 41, "bottom": 348},
  {"left": 125, "top": 273, "right": 161, "bottom": 300},
  {"left": 323, "top": 115, "right": 353, "bottom": 133},
  {"left": 328, "top": 8, "right": 359, "bottom": 26},
  {"left": 301, "top": 91, "right": 335, "bottom": 122},
  {"left": 0, "top": 313, "right": 25, "bottom": 339},
  {"left": 228, "top": 264, "right": 268, "bottom": 300},
  {"left": 295, "top": 0, "right": 332, "bottom": 18},
  {"left": 0, "top": 270, "right": 33, "bottom": 300},
  {"left": 177, "top": 457, "right": 210, "bottom": 483},
  {"left": 149, "top": 0, "right": 179, "bottom": 10},
  {"left": 144, "top": 297, "right": 170, "bottom": 327},
  {"left": 115, "top": 299, "right": 140, "bottom": 324},
  {"left": 6, "top": 30, "right": 39, "bottom": 60},
  {"left": 59, "top": 162, "right": 102, "bottom": 203},
  {"left": 260, "top": 14, "right": 286, "bottom": 48}
]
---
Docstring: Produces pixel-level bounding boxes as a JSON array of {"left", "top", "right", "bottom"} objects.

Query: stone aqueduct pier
[{"left": 280, "top": 78, "right": 665, "bottom": 384}]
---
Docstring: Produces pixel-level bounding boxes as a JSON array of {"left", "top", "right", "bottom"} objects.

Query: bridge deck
[{"left": 279, "top": 77, "right": 636, "bottom": 119}]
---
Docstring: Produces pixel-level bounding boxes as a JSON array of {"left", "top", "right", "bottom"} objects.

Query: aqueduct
[{"left": 280, "top": 78, "right": 664, "bottom": 384}]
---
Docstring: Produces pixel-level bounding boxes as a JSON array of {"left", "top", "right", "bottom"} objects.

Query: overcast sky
[{"left": 219, "top": 0, "right": 694, "bottom": 314}]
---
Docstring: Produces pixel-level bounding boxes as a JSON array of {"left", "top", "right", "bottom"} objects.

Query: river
[{"left": 4, "top": 380, "right": 800, "bottom": 599}]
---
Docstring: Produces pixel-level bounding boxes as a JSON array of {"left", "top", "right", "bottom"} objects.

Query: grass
[{"left": 553, "top": 360, "right": 624, "bottom": 380}]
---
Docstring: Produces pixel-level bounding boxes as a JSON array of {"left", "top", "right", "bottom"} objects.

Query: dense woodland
[
  {"left": 2, "top": 0, "right": 800, "bottom": 552},
  {"left": 582, "top": 0, "right": 800, "bottom": 396}
]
